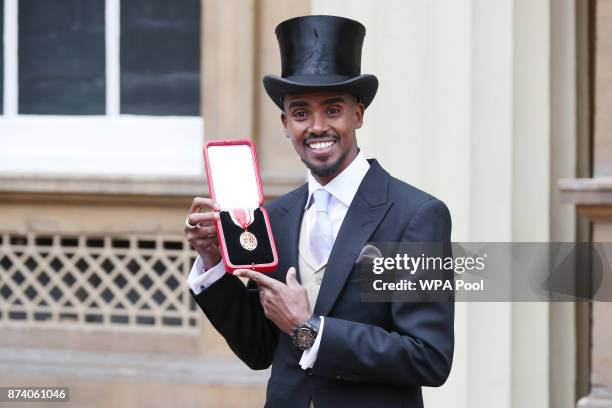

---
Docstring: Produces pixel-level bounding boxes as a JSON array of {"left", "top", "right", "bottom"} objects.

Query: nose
[{"left": 308, "top": 110, "right": 329, "bottom": 136}]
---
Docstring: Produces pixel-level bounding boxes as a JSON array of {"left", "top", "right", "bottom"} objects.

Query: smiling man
[
  {"left": 184, "top": 15, "right": 454, "bottom": 408},
  {"left": 283, "top": 91, "right": 362, "bottom": 184}
]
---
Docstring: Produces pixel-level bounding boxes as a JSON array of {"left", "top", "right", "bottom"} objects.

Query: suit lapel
[
  {"left": 278, "top": 184, "right": 308, "bottom": 284},
  {"left": 313, "top": 160, "right": 392, "bottom": 317}
]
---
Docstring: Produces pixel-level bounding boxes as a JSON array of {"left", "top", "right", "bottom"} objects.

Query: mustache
[{"left": 303, "top": 132, "right": 340, "bottom": 144}]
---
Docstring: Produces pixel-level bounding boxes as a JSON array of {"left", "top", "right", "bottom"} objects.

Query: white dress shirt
[{"left": 187, "top": 150, "right": 370, "bottom": 369}]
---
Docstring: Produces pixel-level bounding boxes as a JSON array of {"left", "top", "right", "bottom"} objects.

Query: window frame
[{"left": 0, "top": 0, "right": 204, "bottom": 178}]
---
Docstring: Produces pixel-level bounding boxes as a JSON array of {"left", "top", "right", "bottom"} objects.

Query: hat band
[{"left": 282, "top": 73, "right": 355, "bottom": 86}]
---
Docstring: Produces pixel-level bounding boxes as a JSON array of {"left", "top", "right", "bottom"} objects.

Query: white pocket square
[{"left": 356, "top": 244, "right": 383, "bottom": 264}]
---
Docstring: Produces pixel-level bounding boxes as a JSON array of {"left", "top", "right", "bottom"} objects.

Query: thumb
[{"left": 286, "top": 267, "right": 299, "bottom": 287}]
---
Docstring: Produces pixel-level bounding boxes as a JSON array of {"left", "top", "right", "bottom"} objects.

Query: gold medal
[
  {"left": 230, "top": 208, "right": 258, "bottom": 251},
  {"left": 240, "top": 230, "right": 258, "bottom": 251}
]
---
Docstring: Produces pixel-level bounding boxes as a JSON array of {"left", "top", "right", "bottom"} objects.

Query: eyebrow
[
  {"left": 287, "top": 100, "right": 309, "bottom": 110},
  {"left": 286, "top": 96, "right": 347, "bottom": 111},
  {"left": 321, "top": 97, "right": 346, "bottom": 105}
]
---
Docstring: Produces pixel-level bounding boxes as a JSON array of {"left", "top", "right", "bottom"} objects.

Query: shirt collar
[{"left": 305, "top": 150, "right": 370, "bottom": 209}]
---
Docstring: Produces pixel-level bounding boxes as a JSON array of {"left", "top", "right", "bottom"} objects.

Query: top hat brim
[{"left": 263, "top": 74, "right": 378, "bottom": 111}]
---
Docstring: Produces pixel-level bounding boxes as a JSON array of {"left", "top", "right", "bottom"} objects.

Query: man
[{"left": 184, "top": 15, "right": 454, "bottom": 408}]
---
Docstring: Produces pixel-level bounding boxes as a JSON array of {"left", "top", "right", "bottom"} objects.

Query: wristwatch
[{"left": 291, "top": 315, "right": 321, "bottom": 350}]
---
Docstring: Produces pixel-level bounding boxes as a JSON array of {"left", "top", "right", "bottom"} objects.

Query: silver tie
[{"left": 309, "top": 189, "right": 334, "bottom": 266}]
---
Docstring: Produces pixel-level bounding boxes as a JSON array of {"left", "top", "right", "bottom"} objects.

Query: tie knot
[{"left": 313, "top": 189, "right": 331, "bottom": 213}]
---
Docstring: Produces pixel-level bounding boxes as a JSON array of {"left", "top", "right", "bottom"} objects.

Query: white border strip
[
  {"left": 105, "top": 0, "right": 120, "bottom": 116},
  {"left": 0, "top": 116, "right": 204, "bottom": 176}
]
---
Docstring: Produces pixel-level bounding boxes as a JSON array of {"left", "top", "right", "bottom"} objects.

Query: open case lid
[{"left": 204, "top": 139, "right": 264, "bottom": 209}]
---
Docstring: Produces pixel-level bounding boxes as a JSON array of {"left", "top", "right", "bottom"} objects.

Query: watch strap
[{"left": 307, "top": 315, "right": 321, "bottom": 333}]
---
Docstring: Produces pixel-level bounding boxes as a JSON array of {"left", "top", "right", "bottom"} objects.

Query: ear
[
  {"left": 355, "top": 102, "right": 365, "bottom": 129},
  {"left": 280, "top": 112, "right": 290, "bottom": 138}
]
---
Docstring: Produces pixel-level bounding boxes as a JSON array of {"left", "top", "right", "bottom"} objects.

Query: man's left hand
[{"left": 234, "top": 267, "right": 310, "bottom": 334}]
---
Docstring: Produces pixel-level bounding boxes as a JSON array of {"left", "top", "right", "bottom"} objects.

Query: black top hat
[{"left": 263, "top": 15, "right": 378, "bottom": 110}]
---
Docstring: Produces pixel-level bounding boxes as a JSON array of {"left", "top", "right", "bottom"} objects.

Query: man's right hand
[{"left": 185, "top": 197, "right": 222, "bottom": 270}]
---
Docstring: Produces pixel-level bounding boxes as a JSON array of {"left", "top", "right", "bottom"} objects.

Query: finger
[
  {"left": 189, "top": 225, "right": 217, "bottom": 237},
  {"left": 234, "top": 269, "right": 277, "bottom": 289},
  {"left": 188, "top": 211, "right": 220, "bottom": 226},
  {"left": 193, "top": 237, "right": 218, "bottom": 248},
  {"left": 189, "top": 196, "right": 220, "bottom": 213},
  {"left": 188, "top": 197, "right": 221, "bottom": 215},
  {"left": 285, "top": 267, "right": 299, "bottom": 288},
  {"left": 187, "top": 229, "right": 217, "bottom": 243},
  {"left": 186, "top": 229, "right": 217, "bottom": 244}
]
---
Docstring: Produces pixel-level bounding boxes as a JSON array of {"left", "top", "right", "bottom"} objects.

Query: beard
[{"left": 301, "top": 148, "right": 349, "bottom": 178}]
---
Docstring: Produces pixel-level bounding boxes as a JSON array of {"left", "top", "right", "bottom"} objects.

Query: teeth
[{"left": 309, "top": 141, "right": 335, "bottom": 150}]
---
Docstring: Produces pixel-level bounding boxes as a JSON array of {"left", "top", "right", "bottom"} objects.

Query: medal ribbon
[{"left": 229, "top": 208, "right": 255, "bottom": 229}]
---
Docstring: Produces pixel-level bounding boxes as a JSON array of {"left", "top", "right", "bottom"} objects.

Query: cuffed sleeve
[
  {"left": 299, "top": 316, "right": 325, "bottom": 369},
  {"left": 187, "top": 257, "right": 226, "bottom": 295}
]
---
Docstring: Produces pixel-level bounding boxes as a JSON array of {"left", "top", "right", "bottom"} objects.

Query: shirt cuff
[
  {"left": 299, "top": 316, "right": 325, "bottom": 370},
  {"left": 187, "top": 256, "right": 226, "bottom": 295}
]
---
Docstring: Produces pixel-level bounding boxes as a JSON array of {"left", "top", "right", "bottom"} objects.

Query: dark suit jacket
[{"left": 192, "top": 159, "right": 454, "bottom": 408}]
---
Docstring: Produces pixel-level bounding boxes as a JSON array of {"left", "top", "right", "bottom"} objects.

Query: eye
[
  {"left": 292, "top": 110, "right": 308, "bottom": 119},
  {"left": 327, "top": 107, "right": 340, "bottom": 116}
]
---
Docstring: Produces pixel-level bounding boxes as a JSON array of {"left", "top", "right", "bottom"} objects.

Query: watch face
[{"left": 295, "top": 326, "right": 316, "bottom": 349}]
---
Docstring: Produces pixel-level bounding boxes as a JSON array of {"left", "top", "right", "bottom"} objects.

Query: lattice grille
[{"left": 0, "top": 233, "right": 199, "bottom": 331}]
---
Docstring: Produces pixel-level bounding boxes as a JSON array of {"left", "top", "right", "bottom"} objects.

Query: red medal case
[{"left": 203, "top": 139, "right": 278, "bottom": 273}]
